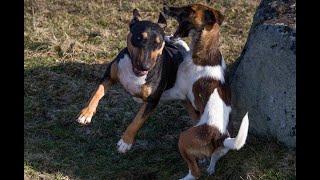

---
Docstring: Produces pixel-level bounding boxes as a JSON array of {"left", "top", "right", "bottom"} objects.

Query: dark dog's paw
[
  {"left": 206, "top": 165, "right": 216, "bottom": 175},
  {"left": 77, "top": 107, "right": 94, "bottom": 125},
  {"left": 179, "top": 170, "right": 196, "bottom": 180},
  {"left": 117, "top": 139, "right": 132, "bottom": 153}
]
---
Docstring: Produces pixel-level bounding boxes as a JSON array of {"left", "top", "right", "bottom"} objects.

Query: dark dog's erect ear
[
  {"left": 162, "top": 0, "right": 168, "bottom": 7},
  {"left": 204, "top": 9, "right": 224, "bottom": 26},
  {"left": 162, "top": 0, "right": 171, "bottom": 18},
  {"left": 130, "top": 9, "right": 141, "bottom": 26},
  {"left": 133, "top": 8, "right": 141, "bottom": 19},
  {"left": 159, "top": 0, "right": 168, "bottom": 29},
  {"left": 157, "top": 12, "right": 167, "bottom": 29}
]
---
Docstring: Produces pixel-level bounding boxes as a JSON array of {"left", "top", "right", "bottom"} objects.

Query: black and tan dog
[
  {"left": 161, "top": 3, "right": 249, "bottom": 179},
  {"left": 76, "top": 9, "right": 189, "bottom": 153}
]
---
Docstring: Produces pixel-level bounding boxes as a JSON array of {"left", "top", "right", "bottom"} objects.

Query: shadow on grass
[{"left": 24, "top": 61, "right": 295, "bottom": 179}]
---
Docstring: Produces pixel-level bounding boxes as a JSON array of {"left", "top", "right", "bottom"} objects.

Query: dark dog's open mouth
[{"left": 133, "top": 67, "right": 148, "bottom": 76}]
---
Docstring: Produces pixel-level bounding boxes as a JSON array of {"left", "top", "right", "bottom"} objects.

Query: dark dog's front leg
[
  {"left": 76, "top": 62, "right": 118, "bottom": 125},
  {"left": 183, "top": 100, "right": 200, "bottom": 122},
  {"left": 117, "top": 101, "right": 158, "bottom": 153}
]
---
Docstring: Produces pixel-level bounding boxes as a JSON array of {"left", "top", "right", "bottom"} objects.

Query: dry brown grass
[{"left": 24, "top": 0, "right": 259, "bottom": 64}]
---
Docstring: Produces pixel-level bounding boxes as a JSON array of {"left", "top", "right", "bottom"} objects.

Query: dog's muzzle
[{"left": 133, "top": 66, "right": 148, "bottom": 76}]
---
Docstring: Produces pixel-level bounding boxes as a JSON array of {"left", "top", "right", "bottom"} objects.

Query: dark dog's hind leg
[{"left": 117, "top": 100, "right": 158, "bottom": 153}]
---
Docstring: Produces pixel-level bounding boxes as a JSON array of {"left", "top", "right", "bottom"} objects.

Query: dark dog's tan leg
[
  {"left": 77, "top": 62, "right": 118, "bottom": 125},
  {"left": 183, "top": 100, "right": 200, "bottom": 121},
  {"left": 117, "top": 101, "right": 157, "bottom": 153},
  {"left": 77, "top": 81, "right": 112, "bottom": 124}
]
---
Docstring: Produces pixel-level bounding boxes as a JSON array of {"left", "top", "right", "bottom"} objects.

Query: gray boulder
[{"left": 229, "top": 0, "right": 296, "bottom": 148}]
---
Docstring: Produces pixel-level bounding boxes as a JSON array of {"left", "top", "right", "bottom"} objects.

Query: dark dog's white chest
[{"left": 117, "top": 54, "right": 147, "bottom": 98}]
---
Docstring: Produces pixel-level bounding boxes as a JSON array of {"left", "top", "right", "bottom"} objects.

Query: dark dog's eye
[
  {"left": 155, "top": 40, "right": 159, "bottom": 45},
  {"left": 137, "top": 36, "right": 142, "bottom": 41},
  {"left": 155, "top": 36, "right": 161, "bottom": 44}
]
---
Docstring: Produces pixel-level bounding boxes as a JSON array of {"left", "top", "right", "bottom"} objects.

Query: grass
[{"left": 24, "top": 0, "right": 296, "bottom": 179}]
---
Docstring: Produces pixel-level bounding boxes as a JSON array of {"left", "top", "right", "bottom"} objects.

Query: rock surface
[{"left": 229, "top": 0, "right": 296, "bottom": 148}]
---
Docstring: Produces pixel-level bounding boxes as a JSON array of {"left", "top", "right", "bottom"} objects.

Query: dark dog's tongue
[
  {"left": 133, "top": 67, "right": 148, "bottom": 76},
  {"left": 137, "top": 71, "right": 148, "bottom": 76}
]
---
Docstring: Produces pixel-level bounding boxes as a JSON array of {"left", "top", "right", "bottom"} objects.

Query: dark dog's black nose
[{"left": 140, "top": 64, "right": 151, "bottom": 71}]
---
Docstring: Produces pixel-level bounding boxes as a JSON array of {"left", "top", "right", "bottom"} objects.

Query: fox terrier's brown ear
[
  {"left": 213, "top": 9, "right": 224, "bottom": 25},
  {"left": 204, "top": 9, "right": 224, "bottom": 26}
]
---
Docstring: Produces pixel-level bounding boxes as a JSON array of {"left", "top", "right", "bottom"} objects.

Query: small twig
[
  {"left": 51, "top": 30, "right": 58, "bottom": 42},
  {"left": 64, "top": 32, "right": 70, "bottom": 40},
  {"left": 32, "top": 6, "right": 36, "bottom": 30},
  {"left": 119, "top": 0, "right": 122, "bottom": 11}
]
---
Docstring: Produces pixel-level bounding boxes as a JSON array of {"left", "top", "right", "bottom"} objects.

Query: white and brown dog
[{"left": 161, "top": 3, "right": 249, "bottom": 179}]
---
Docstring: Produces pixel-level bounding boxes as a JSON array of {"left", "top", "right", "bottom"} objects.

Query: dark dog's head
[
  {"left": 127, "top": 9, "right": 167, "bottom": 76},
  {"left": 163, "top": 3, "right": 224, "bottom": 38}
]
